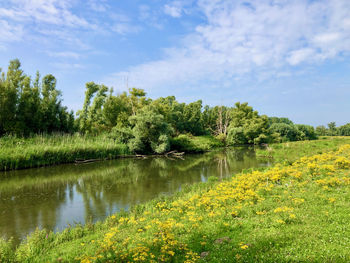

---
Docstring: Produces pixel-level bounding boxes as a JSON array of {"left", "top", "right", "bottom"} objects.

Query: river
[{"left": 0, "top": 147, "right": 270, "bottom": 244}]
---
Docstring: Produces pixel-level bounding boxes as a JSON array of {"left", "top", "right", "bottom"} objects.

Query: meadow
[{"left": 1, "top": 137, "right": 350, "bottom": 262}]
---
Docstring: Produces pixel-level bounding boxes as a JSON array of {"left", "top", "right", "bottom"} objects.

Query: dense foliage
[
  {"left": 316, "top": 122, "right": 350, "bottom": 136},
  {"left": 2, "top": 59, "right": 349, "bottom": 155},
  {"left": 0, "top": 60, "right": 74, "bottom": 136}
]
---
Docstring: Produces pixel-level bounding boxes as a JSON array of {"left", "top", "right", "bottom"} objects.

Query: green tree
[
  {"left": 327, "top": 122, "right": 337, "bottom": 136},
  {"left": 41, "top": 74, "right": 62, "bottom": 133},
  {"left": 128, "top": 106, "right": 173, "bottom": 154},
  {"left": 227, "top": 102, "right": 269, "bottom": 145},
  {"left": 76, "top": 82, "right": 99, "bottom": 133},
  {"left": 182, "top": 100, "right": 204, "bottom": 135},
  {"left": 268, "top": 123, "right": 299, "bottom": 142},
  {"left": 315, "top": 125, "right": 327, "bottom": 136},
  {"left": 0, "top": 59, "right": 24, "bottom": 134},
  {"left": 103, "top": 91, "right": 131, "bottom": 129},
  {"left": 338, "top": 123, "right": 350, "bottom": 136},
  {"left": 295, "top": 124, "right": 317, "bottom": 140}
]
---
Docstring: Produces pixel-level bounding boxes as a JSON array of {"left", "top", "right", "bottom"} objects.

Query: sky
[{"left": 0, "top": 0, "right": 349, "bottom": 126}]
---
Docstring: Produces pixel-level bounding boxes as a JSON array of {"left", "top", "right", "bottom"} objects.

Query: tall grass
[{"left": 0, "top": 134, "right": 130, "bottom": 171}]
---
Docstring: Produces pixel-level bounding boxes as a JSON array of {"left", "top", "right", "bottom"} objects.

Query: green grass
[
  {"left": 0, "top": 134, "right": 225, "bottom": 171},
  {"left": 256, "top": 136, "right": 350, "bottom": 164},
  {"left": 0, "top": 134, "right": 130, "bottom": 171},
  {"left": 1, "top": 138, "right": 350, "bottom": 262}
]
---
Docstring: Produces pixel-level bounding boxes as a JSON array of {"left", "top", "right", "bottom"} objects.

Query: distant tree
[
  {"left": 268, "top": 117, "right": 294, "bottom": 126},
  {"left": 295, "top": 124, "right": 317, "bottom": 140},
  {"left": 338, "top": 123, "right": 350, "bottom": 136},
  {"left": 327, "top": 122, "right": 337, "bottom": 136},
  {"left": 315, "top": 125, "right": 327, "bottom": 136},
  {"left": 268, "top": 123, "right": 299, "bottom": 142}
]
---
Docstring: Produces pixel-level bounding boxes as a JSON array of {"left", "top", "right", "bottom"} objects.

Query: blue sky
[{"left": 0, "top": 0, "right": 349, "bottom": 126}]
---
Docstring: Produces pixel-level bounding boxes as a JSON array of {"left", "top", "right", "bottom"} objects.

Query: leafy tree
[
  {"left": 0, "top": 59, "right": 24, "bottom": 134},
  {"left": 182, "top": 100, "right": 204, "bottom": 135},
  {"left": 327, "top": 122, "right": 337, "bottom": 136},
  {"left": 76, "top": 82, "right": 99, "bottom": 133},
  {"left": 103, "top": 91, "right": 131, "bottom": 129},
  {"left": 128, "top": 106, "right": 173, "bottom": 154},
  {"left": 150, "top": 96, "right": 185, "bottom": 134},
  {"left": 227, "top": 102, "right": 269, "bottom": 145},
  {"left": 128, "top": 88, "right": 149, "bottom": 115},
  {"left": 338, "top": 123, "right": 350, "bottom": 136},
  {"left": 268, "top": 123, "right": 299, "bottom": 142},
  {"left": 41, "top": 74, "right": 63, "bottom": 133},
  {"left": 295, "top": 124, "right": 317, "bottom": 140},
  {"left": 268, "top": 117, "right": 294, "bottom": 126},
  {"left": 315, "top": 125, "right": 327, "bottom": 136}
]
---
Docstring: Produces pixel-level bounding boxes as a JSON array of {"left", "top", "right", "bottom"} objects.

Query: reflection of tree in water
[
  {"left": 0, "top": 147, "right": 269, "bottom": 244},
  {"left": 0, "top": 182, "right": 68, "bottom": 244}
]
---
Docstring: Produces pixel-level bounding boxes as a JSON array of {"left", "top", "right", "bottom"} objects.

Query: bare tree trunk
[{"left": 216, "top": 106, "right": 223, "bottom": 135}]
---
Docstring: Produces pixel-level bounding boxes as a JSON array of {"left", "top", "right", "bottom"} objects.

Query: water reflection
[{"left": 0, "top": 147, "right": 270, "bottom": 244}]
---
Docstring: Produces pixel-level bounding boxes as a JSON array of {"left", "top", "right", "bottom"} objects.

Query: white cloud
[
  {"left": 287, "top": 48, "right": 315, "bottom": 66},
  {"left": 112, "top": 23, "right": 140, "bottom": 35},
  {"left": 47, "top": 51, "right": 82, "bottom": 59},
  {"left": 51, "top": 62, "right": 85, "bottom": 70},
  {"left": 0, "top": 0, "right": 140, "bottom": 52},
  {"left": 164, "top": 2, "right": 183, "bottom": 18},
  {"left": 0, "top": 0, "right": 91, "bottom": 28},
  {"left": 88, "top": 0, "right": 109, "bottom": 12},
  {"left": 105, "top": 0, "right": 350, "bottom": 93},
  {"left": 0, "top": 19, "right": 23, "bottom": 43}
]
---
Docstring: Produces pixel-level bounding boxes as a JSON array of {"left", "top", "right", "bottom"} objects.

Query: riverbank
[
  {"left": 0, "top": 134, "right": 224, "bottom": 171},
  {"left": 1, "top": 139, "right": 350, "bottom": 262},
  {"left": 256, "top": 136, "right": 350, "bottom": 163}
]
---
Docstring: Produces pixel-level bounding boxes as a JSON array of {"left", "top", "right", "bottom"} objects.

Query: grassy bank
[
  {"left": 1, "top": 139, "right": 350, "bottom": 262},
  {"left": 0, "top": 134, "right": 130, "bottom": 171},
  {"left": 0, "top": 134, "right": 224, "bottom": 171},
  {"left": 256, "top": 136, "right": 350, "bottom": 163}
]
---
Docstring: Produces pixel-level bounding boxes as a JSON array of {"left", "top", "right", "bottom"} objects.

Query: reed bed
[{"left": 0, "top": 134, "right": 130, "bottom": 171}]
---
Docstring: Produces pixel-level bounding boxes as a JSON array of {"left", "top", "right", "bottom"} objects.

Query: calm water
[{"left": 0, "top": 147, "right": 270, "bottom": 244}]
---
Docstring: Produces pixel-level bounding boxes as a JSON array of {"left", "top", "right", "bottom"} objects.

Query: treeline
[
  {"left": 0, "top": 59, "right": 74, "bottom": 136},
  {"left": 1, "top": 59, "right": 348, "bottom": 154},
  {"left": 315, "top": 122, "right": 350, "bottom": 136}
]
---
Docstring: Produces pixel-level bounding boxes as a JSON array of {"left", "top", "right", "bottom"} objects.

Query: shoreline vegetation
[
  {"left": 1, "top": 134, "right": 349, "bottom": 172},
  {"left": 2, "top": 59, "right": 349, "bottom": 171},
  {"left": 1, "top": 138, "right": 350, "bottom": 262},
  {"left": 0, "top": 134, "right": 225, "bottom": 171}
]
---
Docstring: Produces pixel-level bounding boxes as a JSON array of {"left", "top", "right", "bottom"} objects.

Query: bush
[
  {"left": 226, "top": 127, "right": 246, "bottom": 145},
  {"left": 295, "top": 124, "right": 317, "bottom": 140},
  {"left": 128, "top": 107, "right": 173, "bottom": 154},
  {"left": 268, "top": 123, "right": 299, "bottom": 141},
  {"left": 109, "top": 126, "right": 133, "bottom": 144},
  {"left": 215, "top": 133, "right": 227, "bottom": 144}
]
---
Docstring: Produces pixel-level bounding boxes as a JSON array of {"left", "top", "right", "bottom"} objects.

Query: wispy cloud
[
  {"left": 47, "top": 51, "right": 82, "bottom": 59},
  {"left": 0, "top": 0, "right": 141, "bottom": 55},
  {"left": 105, "top": 0, "right": 350, "bottom": 94},
  {"left": 164, "top": 2, "right": 183, "bottom": 18}
]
